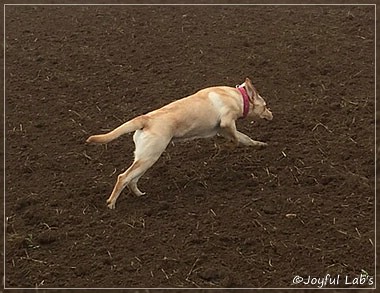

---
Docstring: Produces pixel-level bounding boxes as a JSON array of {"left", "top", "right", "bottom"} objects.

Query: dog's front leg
[
  {"left": 219, "top": 115, "right": 239, "bottom": 146},
  {"left": 236, "top": 131, "right": 268, "bottom": 148}
]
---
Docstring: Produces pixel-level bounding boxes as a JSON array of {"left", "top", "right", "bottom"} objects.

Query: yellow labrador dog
[{"left": 87, "top": 77, "right": 273, "bottom": 209}]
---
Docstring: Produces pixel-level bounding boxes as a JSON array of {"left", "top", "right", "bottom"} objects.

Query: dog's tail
[{"left": 86, "top": 116, "right": 146, "bottom": 144}]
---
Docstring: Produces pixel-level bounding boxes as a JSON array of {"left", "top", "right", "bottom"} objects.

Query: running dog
[{"left": 87, "top": 77, "right": 273, "bottom": 209}]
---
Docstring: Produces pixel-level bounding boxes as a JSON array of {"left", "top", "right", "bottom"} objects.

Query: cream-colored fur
[{"left": 87, "top": 77, "right": 273, "bottom": 209}]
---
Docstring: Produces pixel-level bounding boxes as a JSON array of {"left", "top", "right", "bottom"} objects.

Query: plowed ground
[{"left": 4, "top": 5, "right": 375, "bottom": 288}]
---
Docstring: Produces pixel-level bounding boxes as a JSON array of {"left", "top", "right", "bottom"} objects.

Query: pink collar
[{"left": 237, "top": 87, "right": 250, "bottom": 119}]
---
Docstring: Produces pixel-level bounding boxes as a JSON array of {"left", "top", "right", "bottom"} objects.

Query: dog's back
[
  {"left": 87, "top": 85, "right": 244, "bottom": 144},
  {"left": 144, "top": 89, "right": 227, "bottom": 140}
]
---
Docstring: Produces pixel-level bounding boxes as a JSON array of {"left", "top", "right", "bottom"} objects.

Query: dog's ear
[{"left": 245, "top": 77, "right": 257, "bottom": 102}]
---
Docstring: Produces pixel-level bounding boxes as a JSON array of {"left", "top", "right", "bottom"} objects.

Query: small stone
[
  {"left": 262, "top": 205, "right": 276, "bottom": 215},
  {"left": 285, "top": 213, "right": 297, "bottom": 218}
]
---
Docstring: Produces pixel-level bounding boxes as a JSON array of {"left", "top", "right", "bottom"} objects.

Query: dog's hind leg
[
  {"left": 125, "top": 158, "right": 157, "bottom": 197},
  {"left": 106, "top": 130, "right": 171, "bottom": 209},
  {"left": 106, "top": 161, "right": 141, "bottom": 209}
]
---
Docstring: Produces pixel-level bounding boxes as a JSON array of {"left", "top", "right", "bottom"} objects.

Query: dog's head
[{"left": 242, "top": 77, "right": 273, "bottom": 121}]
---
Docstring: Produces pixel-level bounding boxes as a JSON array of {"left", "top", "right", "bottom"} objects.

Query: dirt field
[{"left": 4, "top": 4, "right": 375, "bottom": 288}]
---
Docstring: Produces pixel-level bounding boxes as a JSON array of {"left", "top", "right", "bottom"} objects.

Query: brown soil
[{"left": 4, "top": 5, "right": 375, "bottom": 288}]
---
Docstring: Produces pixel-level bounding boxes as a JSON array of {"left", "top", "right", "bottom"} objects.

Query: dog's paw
[
  {"left": 253, "top": 141, "right": 268, "bottom": 148},
  {"left": 106, "top": 199, "right": 115, "bottom": 209}
]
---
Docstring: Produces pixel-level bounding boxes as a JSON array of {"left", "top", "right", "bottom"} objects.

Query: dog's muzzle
[{"left": 263, "top": 109, "right": 273, "bottom": 120}]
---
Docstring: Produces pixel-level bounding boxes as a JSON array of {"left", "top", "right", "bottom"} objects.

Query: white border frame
[{"left": 3, "top": 2, "right": 377, "bottom": 290}]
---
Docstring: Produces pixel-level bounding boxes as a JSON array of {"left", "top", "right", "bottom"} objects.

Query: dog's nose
[{"left": 266, "top": 110, "right": 273, "bottom": 120}]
